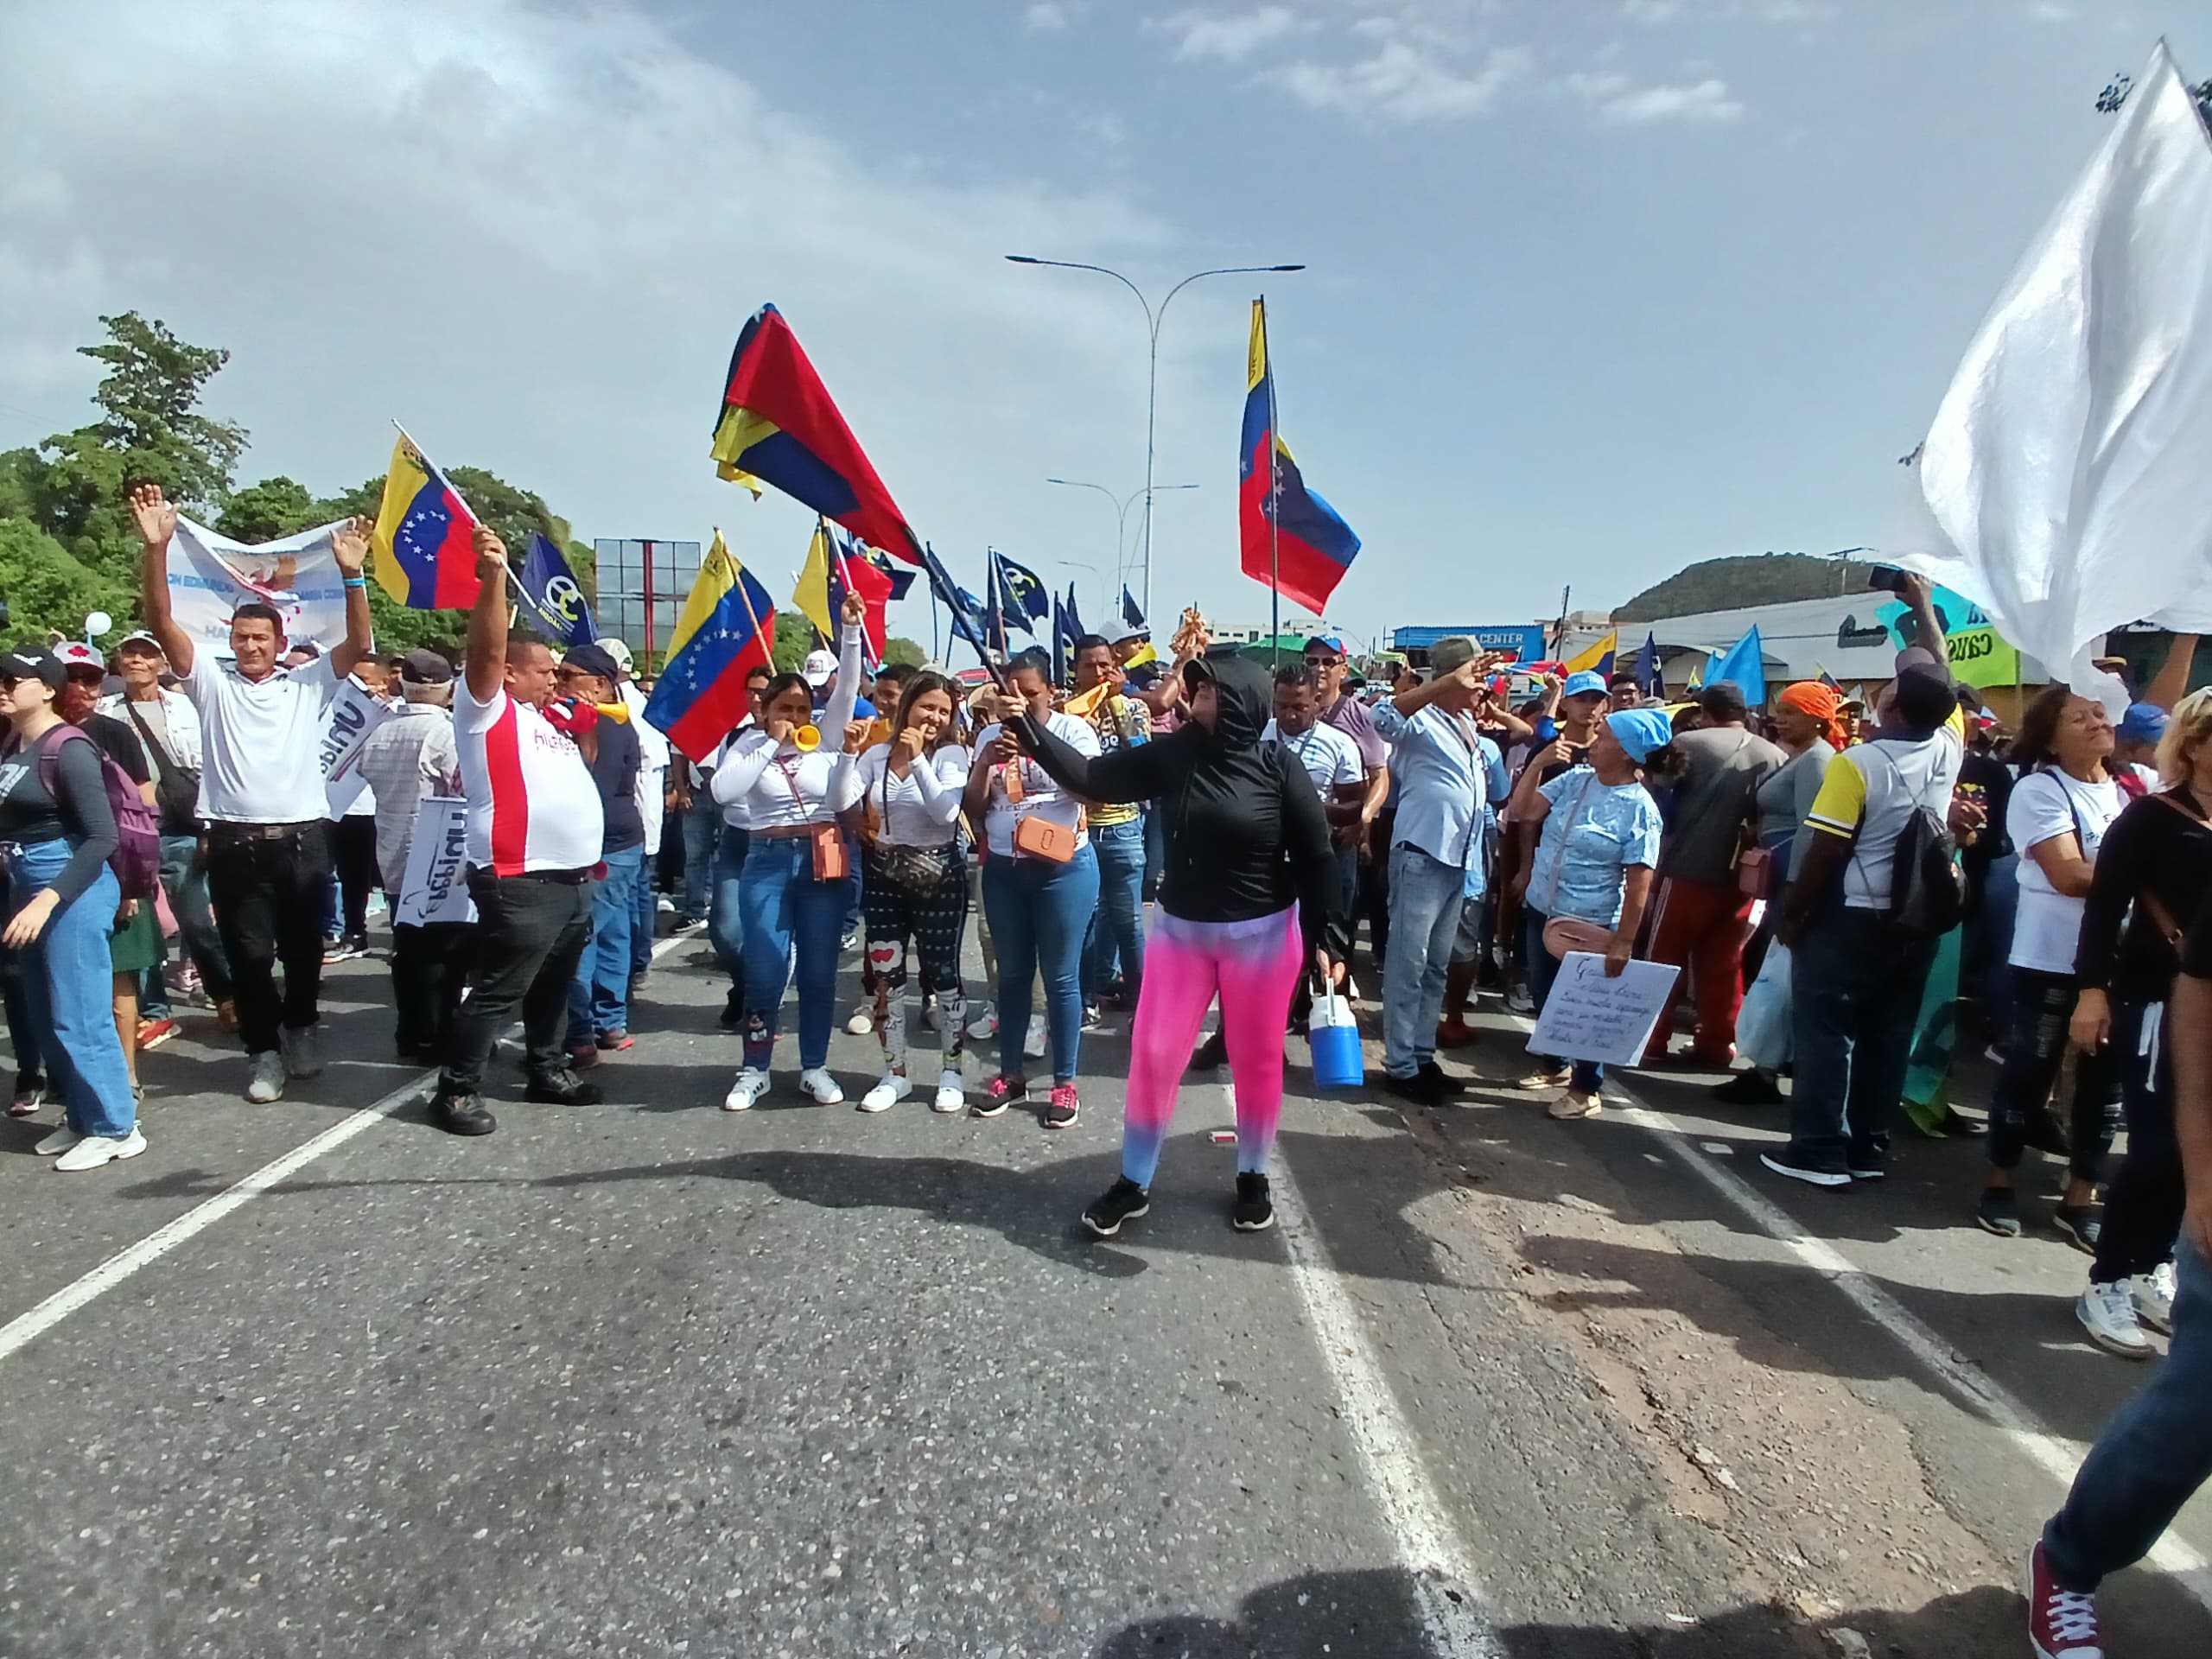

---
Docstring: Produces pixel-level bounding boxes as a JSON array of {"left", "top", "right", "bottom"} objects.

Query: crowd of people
[{"left": 3, "top": 492, "right": 2206, "bottom": 1650}]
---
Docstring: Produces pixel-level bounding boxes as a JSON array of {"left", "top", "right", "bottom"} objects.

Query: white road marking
[
  {"left": 0, "top": 928, "right": 698, "bottom": 1369},
  {"left": 1245, "top": 1086, "right": 1505, "bottom": 1658}
]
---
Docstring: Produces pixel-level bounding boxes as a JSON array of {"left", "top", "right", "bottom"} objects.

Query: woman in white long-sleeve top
[
  {"left": 830, "top": 670, "right": 973, "bottom": 1113},
  {"left": 711, "top": 593, "right": 866, "bottom": 1110}
]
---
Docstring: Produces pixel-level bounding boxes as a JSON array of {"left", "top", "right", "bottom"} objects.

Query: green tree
[
  {"left": 881, "top": 635, "right": 925, "bottom": 667},
  {"left": 218, "top": 475, "right": 318, "bottom": 542},
  {"left": 78, "top": 311, "right": 247, "bottom": 509},
  {"left": 772, "top": 612, "right": 815, "bottom": 673},
  {"left": 0, "top": 520, "right": 132, "bottom": 650}
]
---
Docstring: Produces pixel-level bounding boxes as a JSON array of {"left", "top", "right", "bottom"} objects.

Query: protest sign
[
  {"left": 318, "top": 680, "right": 393, "bottom": 817},
  {"left": 397, "top": 797, "right": 475, "bottom": 927},
  {"left": 169, "top": 517, "right": 353, "bottom": 655},
  {"left": 1529, "top": 954, "right": 1682, "bottom": 1068}
]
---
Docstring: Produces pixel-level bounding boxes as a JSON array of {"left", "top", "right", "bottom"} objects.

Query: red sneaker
[
  {"left": 970, "top": 1076, "right": 1025, "bottom": 1119},
  {"left": 1435, "top": 1016, "right": 1479, "bottom": 1049},
  {"left": 2025, "top": 1542, "right": 2103, "bottom": 1659},
  {"left": 136, "top": 1017, "right": 179, "bottom": 1051},
  {"left": 567, "top": 1044, "right": 601, "bottom": 1071},
  {"left": 596, "top": 1031, "right": 635, "bottom": 1052}
]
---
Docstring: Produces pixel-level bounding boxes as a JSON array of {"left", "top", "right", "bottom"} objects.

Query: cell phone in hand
[{"left": 1866, "top": 564, "right": 1910, "bottom": 594}]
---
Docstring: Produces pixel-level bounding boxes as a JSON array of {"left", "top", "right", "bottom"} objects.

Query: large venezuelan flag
[
  {"left": 645, "top": 532, "right": 778, "bottom": 764},
  {"left": 1239, "top": 301, "right": 1360, "bottom": 616},
  {"left": 711, "top": 305, "right": 923, "bottom": 566},
  {"left": 371, "top": 435, "right": 482, "bottom": 609}
]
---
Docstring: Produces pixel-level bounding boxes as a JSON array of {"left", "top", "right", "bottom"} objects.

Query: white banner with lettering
[
  {"left": 397, "top": 797, "right": 476, "bottom": 927},
  {"left": 1529, "top": 954, "right": 1681, "bottom": 1068},
  {"left": 318, "top": 680, "right": 394, "bottom": 817},
  {"left": 168, "top": 515, "right": 353, "bottom": 656}
]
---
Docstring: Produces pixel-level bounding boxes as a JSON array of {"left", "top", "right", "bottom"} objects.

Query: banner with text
[
  {"left": 168, "top": 516, "right": 353, "bottom": 657},
  {"left": 397, "top": 797, "right": 476, "bottom": 927},
  {"left": 318, "top": 680, "right": 393, "bottom": 817}
]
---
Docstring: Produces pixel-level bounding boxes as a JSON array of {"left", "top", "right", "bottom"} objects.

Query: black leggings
[
  {"left": 861, "top": 845, "right": 968, "bottom": 1075},
  {"left": 1988, "top": 967, "right": 2123, "bottom": 1182},
  {"left": 2092, "top": 997, "right": 2186, "bottom": 1283}
]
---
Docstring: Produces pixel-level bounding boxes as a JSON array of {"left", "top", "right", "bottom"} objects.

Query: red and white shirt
[{"left": 456, "top": 682, "right": 604, "bottom": 876}]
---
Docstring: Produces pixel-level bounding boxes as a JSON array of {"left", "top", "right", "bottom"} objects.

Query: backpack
[
  {"left": 1868, "top": 744, "right": 1964, "bottom": 938},
  {"left": 35, "top": 725, "right": 162, "bottom": 901}
]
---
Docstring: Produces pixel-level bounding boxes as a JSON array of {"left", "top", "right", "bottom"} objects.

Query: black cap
[
  {"left": 0, "top": 649, "right": 66, "bottom": 692},
  {"left": 562, "top": 643, "right": 622, "bottom": 682},
  {"left": 398, "top": 648, "right": 454, "bottom": 685}
]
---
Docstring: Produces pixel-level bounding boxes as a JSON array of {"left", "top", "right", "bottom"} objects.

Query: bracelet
[{"left": 342, "top": 576, "right": 367, "bottom": 589}]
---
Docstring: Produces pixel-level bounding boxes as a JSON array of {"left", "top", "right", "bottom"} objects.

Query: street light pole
[
  {"left": 1046, "top": 477, "right": 1198, "bottom": 608},
  {"left": 1009, "top": 257, "right": 1305, "bottom": 623}
]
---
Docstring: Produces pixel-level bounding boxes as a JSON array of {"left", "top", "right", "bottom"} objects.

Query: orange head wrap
[{"left": 1777, "top": 681, "right": 1849, "bottom": 751}]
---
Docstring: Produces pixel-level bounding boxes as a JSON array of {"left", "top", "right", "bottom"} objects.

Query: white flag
[
  {"left": 1893, "top": 41, "right": 2212, "bottom": 711},
  {"left": 168, "top": 516, "right": 353, "bottom": 655}
]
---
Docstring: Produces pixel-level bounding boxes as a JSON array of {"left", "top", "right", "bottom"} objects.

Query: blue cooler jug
[{"left": 1307, "top": 989, "right": 1365, "bottom": 1090}]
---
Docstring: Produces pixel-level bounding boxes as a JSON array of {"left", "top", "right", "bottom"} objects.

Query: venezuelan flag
[
  {"left": 371, "top": 434, "right": 482, "bottom": 609},
  {"left": 644, "top": 531, "right": 777, "bottom": 764},
  {"left": 1564, "top": 630, "right": 1618, "bottom": 678},
  {"left": 711, "top": 304, "right": 923, "bottom": 565},
  {"left": 1239, "top": 300, "right": 1360, "bottom": 616}
]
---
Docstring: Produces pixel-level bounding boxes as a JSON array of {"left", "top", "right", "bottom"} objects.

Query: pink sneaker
[
  {"left": 1043, "top": 1083, "right": 1079, "bottom": 1130},
  {"left": 2025, "top": 1542, "right": 2103, "bottom": 1659},
  {"left": 970, "top": 1076, "right": 1026, "bottom": 1119}
]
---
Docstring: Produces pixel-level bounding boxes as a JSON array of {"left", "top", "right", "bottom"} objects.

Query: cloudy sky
[{"left": 1, "top": 1, "right": 2198, "bottom": 652}]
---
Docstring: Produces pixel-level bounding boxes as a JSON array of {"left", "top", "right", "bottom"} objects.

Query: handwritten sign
[
  {"left": 397, "top": 797, "right": 476, "bottom": 927},
  {"left": 1529, "top": 954, "right": 1681, "bottom": 1067}
]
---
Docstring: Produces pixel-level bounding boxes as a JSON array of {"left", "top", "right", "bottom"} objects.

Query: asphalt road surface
[{"left": 3, "top": 914, "right": 2209, "bottom": 1657}]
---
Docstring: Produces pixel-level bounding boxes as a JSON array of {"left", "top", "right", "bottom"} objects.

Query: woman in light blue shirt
[{"left": 1505, "top": 707, "right": 1672, "bottom": 1118}]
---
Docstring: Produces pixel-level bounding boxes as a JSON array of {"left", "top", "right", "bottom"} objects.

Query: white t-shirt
[
  {"left": 621, "top": 682, "right": 671, "bottom": 855},
  {"left": 1265, "top": 717, "right": 1363, "bottom": 797},
  {"left": 972, "top": 714, "right": 1100, "bottom": 857},
  {"left": 835, "top": 744, "right": 973, "bottom": 848},
  {"left": 1803, "top": 723, "right": 1963, "bottom": 910},
  {"left": 182, "top": 652, "right": 343, "bottom": 824},
  {"left": 2007, "top": 769, "right": 2126, "bottom": 975},
  {"left": 455, "top": 682, "right": 606, "bottom": 875}
]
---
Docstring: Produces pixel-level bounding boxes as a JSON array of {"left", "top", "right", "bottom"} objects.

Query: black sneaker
[
  {"left": 718, "top": 988, "right": 746, "bottom": 1032},
  {"left": 1417, "top": 1059, "right": 1467, "bottom": 1097},
  {"left": 1758, "top": 1151, "right": 1852, "bottom": 1188},
  {"left": 1976, "top": 1187, "right": 2023, "bottom": 1237},
  {"left": 1041, "top": 1083, "right": 1079, "bottom": 1129},
  {"left": 1712, "top": 1069, "right": 1784, "bottom": 1106},
  {"left": 429, "top": 1092, "right": 496, "bottom": 1136},
  {"left": 2053, "top": 1203, "right": 2103, "bottom": 1254},
  {"left": 1232, "top": 1172, "right": 1275, "bottom": 1232},
  {"left": 526, "top": 1069, "right": 605, "bottom": 1106},
  {"left": 1383, "top": 1070, "right": 1446, "bottom": 1107},
  {"left": 1083, "top": 1177, "right": 1151, "bottom": 1238},
  {"left": 1191, "top": 1028, "right": 1228, "bottom": 1071}
]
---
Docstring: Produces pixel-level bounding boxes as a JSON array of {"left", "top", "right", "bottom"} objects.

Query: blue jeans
[
  {"left": 629, "top": 842, "right": 657, "bottom": 980},
  {"left": 739, "top": 835, "right": 847, "bottom": 1071},
  {"left": 708, "top": 823, "right": 750, "bottom": 990},
  {"left": 1522, "top": 907, "right": 1602, "bottom": 1095},
  {"left": 568, "top": 847, "right": 640, "bottom": 1039},
  {"left": 1382, "top": 843, "right": 1464, "bottom": 1078},
  {"left": 682, "top": 804, "right": 721, "bottom": 920},
  {"left": 982, "top": 843, "right": 1099, "bottom": 1084},
  {"left": 1084, "top": 817, "right": 1147, "bottom": 1001},
  {"left": 6, "top": 841, "right": 134, "bottom": 1138},
  {"left": 2044, "top": 1240, "right": 2212, "bottom": 1590}
]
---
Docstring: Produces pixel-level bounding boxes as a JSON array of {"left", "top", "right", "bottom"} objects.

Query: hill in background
[{"left": 1612, "top": 552, "right": 1882, "bottom": 622}]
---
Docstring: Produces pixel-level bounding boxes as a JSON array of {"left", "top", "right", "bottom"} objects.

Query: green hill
[{"left": 1613, "top": 553, "right": 1880, "bottom": 622}]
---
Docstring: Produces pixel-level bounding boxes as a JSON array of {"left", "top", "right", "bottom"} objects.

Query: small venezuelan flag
[
  {"left": 372, "top": 434, "right": 482, "bottom": 609},
  {"left": 645, "top": 532, "right": 778, "bottom": 765}
]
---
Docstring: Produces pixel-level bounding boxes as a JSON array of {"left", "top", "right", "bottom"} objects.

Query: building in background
[{"left": 594, "top": 538, "right": 702, "bottom": 666}]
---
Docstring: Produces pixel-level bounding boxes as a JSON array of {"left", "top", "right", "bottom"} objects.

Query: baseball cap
[
  {"left": 594, "top": 637, "right": 635, "bottom": 676},
  {"left": 561, "top": 642, "right": 622, "bottom": 683},
  {"left": 0, "top": 649, "right": 67, "bottom": 691},
  {"left": 398, "top": 647, "right": 454, "bottom": 686},
  {"left": 2117, "top": 702, "right": 2170, "bottom": 747},
  {"left": 803, "top": 648, "right": 838, "bottom": 688},
  {"left": 54, "top": 641, "right": 104, "bottom": 676},
  {"left": 1302, "top": 634, "right": 1346, "bottom": 658},
  {"left": 1562, "top": 670, "right": 1608, "bottom": 699},
  {"left": 117, "top": 631, "right": 165, "bottom": 658},
  {"left": 1893, "top": 644, "right": 1941, "bottom": 675},
  {"left": 1428, "top": 635, "right": 1478, "bottom": 676},
  {"left": 1109, "top": 624, "right": 1147, "bottom": 646}
]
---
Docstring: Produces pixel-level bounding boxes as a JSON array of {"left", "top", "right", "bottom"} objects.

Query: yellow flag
[{"left": 791, "top": 520, "right": 835, "bottom": 639}]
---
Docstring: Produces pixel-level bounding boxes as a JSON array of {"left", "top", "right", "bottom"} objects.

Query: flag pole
[
  {"left": 1263, "top": 296, "right": 1281, "bottom": 667},
  {"left": 719, "top": 530, "right": 774, "bottom": 674}
]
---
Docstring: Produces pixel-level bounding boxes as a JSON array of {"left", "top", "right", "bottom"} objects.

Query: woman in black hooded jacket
[{"left": 1007, "top": 649, "right": 1342, "bottom": 1235}]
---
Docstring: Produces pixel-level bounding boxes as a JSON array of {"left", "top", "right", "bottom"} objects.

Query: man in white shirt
[
  {"left": 358, "top": 649, "right": 466, "bottom": 1065},
  {"left": 431, "top": 528, "right": 607, "bottom": 1137},
  {"left": 131, "top": 482, "right": 376, "bottom": 1103},
  {"left": 598, "top": 636, "right": 671, "bottom": 989}
]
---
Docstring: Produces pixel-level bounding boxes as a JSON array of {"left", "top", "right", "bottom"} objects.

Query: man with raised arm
[{"left": 130, "top": 482, "right": 375, "bottom": 1103}]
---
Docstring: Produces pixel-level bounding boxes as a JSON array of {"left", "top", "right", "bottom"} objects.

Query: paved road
[{"left": 2, "top": 921, "right": 2209, "bottom": 1656}]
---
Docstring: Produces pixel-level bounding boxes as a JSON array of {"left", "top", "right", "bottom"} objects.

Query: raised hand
[
  {"left": 330, "top": 516, "right": 372, "bottom": 576},
  {"left": 474, "top": 524, "right": 508, "bottom": 582},
  {"left": 841, "top": 588, "right": 868, "bottom": 628},
  {"left": 127, "top": 482, "right": 176, "bottom": 550},
  {"left": 891, "top": 725, "right": 926, "bottom": 765},
  {"left": 842, "top": 719, "right": 872, "bottom": 754}
]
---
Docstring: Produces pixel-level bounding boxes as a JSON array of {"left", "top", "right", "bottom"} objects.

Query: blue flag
[
  {"left": 1052, "top": 591, "right": 1069, "bottom": 686},
  {"left": 518, "top": 533, "right": 596, "bottom": 648},
  {"left": 1120, "top": 585, "right": 1146, "bottom": 632},
  {"left": 1061, "top": 582, "right": 1086, "bottom": 647},
  {"left": 992, "top": 550, "right": 1049, "bottom": 635},
  {"left": 1630, "top": 630, "right": 1663, "bottom": 699},
  {"left": 1707, "top": 624, "right": 1767, "bottom": 708}
]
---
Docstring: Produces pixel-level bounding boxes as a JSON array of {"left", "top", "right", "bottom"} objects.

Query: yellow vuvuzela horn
[
  {"left": 791, "top": 723, "right": 822, "bottom": 752},
  {"left": 593, "top": 701, "right": 632, "bottom": 724}
]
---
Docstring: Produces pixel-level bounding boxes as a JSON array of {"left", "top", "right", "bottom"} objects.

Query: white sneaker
[
  {"left": 845, "top": 1007, "right": 874, "bottom": 1036},
  {"left": 966, "top": 1004, "right": 998, "bottom": 1040},
  {"left": 859, "top": 1072, "right": 912, "bottom": 1114},
  {"left": 33, "top": 1124, "right": 83, "bottom": 1156},
  {"left": 932, "top": 1069, "right": 964, "bottom": 1114},
  {"left": 1024, "top": 1014, "right": 1048, "bottom": 1059},
  {"left": 2133, "top": 1262, "right": 2177, "bottom": 1334},
  {"left": 800, "top": 1066, "right": 844, "bottom": 1105},
  {"left": 279, "top": 1024, "right": 323, "bottom": 1078},
  {"left": 54, "top": 1128, "right": 148, "bottom": 1172},
  {"left": 245, "top": 1052, "right": 287, "bottom": 1103},
  {"left": 2078, "top": 1280, "right": 2152, "bottom": 1358},
  {"left": 721, "top": 1068, "right": 771, "bottom": 1112}
]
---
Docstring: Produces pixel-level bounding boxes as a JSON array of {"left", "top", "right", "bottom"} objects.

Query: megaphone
[{"left": 791, "top": 723, "right": 822, "bottom": 753}]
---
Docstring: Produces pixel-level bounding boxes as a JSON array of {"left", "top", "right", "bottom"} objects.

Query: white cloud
[
  {"left": 1161, "top": 6, "right": 1306, "bottom": 62},
  {"left": 1620, "top": 0, "right": 1687, "bottom": 22},
  {"left": 1616, "top": 0, "right": 1833, "bottom": 20},
  {"left": 0, "top": 0, "right": 1185, "bottom": 583},
  {"left": 1275, "top": 40, "right": 1533, "bottom": 124},
  {"left": 1560, "top": 67, "right": 1744, "bottom": 124},
  {"left": 1023, "top": 2, "right": 1071, "bottom": 30},
  {"left": 1078, "top": 111, "right": 1129, "bottom": 146},
  {"left": 2029, "top": 1, "right": 2074, "bottom": 19}
]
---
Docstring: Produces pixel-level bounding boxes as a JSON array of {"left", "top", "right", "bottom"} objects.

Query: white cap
[
  {"left": 594, "top": 636, "right": 635, "bottom": 675},
  {"left": 802, "top": 649, "right": 837, "bottom": 688}
]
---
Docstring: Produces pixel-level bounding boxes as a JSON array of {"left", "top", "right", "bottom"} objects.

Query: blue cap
[
  {"left": 1562, "top": 670, "right": 1608, "bottom": 699},
  {"left": 1605, "top": 707, "right": 1676, "bottom": 763},
  {"left": 1302, "top": 634, "right": 1346, "bottom": 658},
  {"left": 2117, "top": 702, "right": 2169, "bottom": 747}
]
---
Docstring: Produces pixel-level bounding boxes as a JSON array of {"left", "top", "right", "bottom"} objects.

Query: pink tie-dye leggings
[{"left": 1122, "top": 905, "right": 1306, "bottom": 1188}]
